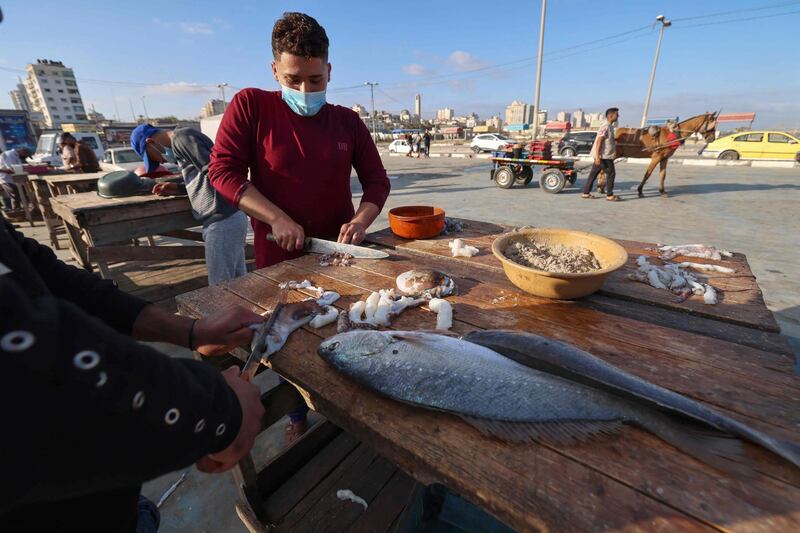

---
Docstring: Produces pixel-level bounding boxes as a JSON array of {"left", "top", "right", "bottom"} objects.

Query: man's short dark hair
[
  {"left": 605, "top": 107, "right": 619, "bottom": 117},
  {"left": 272, "top": 12, "right": 329, "bottom": 60}
]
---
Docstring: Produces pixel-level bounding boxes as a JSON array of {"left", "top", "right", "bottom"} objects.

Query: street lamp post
[
  {"left": 531, "top": 0, "right": 547, "bottom": 140},
  {"left": 364, "top": 82, "right": 379, "bottom": 139},
  {"left": 217, "top": 83, "right": 229, "bottom": 112},
  {"left": 641, "top": 15, "right": 671, "bottom": 128}
]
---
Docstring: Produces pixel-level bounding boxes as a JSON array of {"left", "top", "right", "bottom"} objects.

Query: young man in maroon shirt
[
  {"left": 209, "top": 12, "right": 390, "bottom": 268},
  {"left": 208, "top": 12, "right": 391, "bottom": 440}
]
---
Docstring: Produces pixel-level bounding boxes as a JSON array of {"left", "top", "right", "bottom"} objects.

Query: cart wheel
[
  {"left": 494, "top": 166, "right": 515, "bottom": 189},
  {"left": 540, "top": 169, "right": 566, "bottom": 193},
  {"left": 516, "top": 166, "right": 534, "bottom": 185}
]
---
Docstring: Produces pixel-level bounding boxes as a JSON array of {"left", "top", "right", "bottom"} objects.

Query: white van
[{"left": 30, "top": 131, "right": 105, "bottom": 167}]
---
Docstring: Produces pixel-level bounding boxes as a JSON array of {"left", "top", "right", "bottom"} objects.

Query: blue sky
[{"left": 1, "top": 0, "right": 799, "bottom": 128}]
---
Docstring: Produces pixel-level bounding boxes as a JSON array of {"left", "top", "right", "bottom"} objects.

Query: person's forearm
[
  {"left": 132, "top": 304, "right": 194, "bottom": 348},
  {"left": 237, "top": 184, "right": 292, "bottom": 225},
  {"left": 351, "top": 202, "right": 379, "bottom": 226}
]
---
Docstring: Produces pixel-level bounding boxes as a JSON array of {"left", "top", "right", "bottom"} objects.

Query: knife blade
[
  {"left": 266, "top": 234, "right": 388, "bottom": 259},
  {"left": 241, "top": 290, "right": 288, "bottom": 381}
]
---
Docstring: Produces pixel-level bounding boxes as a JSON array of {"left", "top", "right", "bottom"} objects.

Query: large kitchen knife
[{"left": 266, "top": 234, "right": 389, "bottom": 259}]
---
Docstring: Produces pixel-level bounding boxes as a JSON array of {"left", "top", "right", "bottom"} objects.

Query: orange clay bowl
[
  {"left": 388, "top": 206, "right": 446, "bottom": 239},
  {"left": 492, "top": 228, "right": 628, "bottom": 299}
]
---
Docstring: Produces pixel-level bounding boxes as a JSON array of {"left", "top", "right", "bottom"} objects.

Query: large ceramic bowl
[
  {"left": 492, "top": 228, "right": 628, "bottom": 299},
  {"left": 388, "top": 206, "right": 446, "bottom": 239}
]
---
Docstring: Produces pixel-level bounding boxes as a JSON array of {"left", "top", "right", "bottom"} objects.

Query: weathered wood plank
[
  {"left": 87, "top": 244, "right": 207, "bottom": 262},
  {"left": 346, "top": 469, "right": 419, "bottom": 533},
  {"left": 84, "top": 211, "right": 199, "bottom": 246}
]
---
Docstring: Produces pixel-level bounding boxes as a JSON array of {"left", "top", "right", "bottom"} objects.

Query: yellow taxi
[{"left": 702, "top": 131, "right": 800, "bottom": 161}]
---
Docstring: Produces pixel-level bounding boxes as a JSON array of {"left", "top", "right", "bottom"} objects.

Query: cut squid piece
[
  {"left": 364, "top": 292, "right": 381, "bottom": 321},
  {"left": 703, "top": 284, "right": 718, "bottom": 305},
  {"left": 317, "top": 291, "right": 340, "bottom": 306},
  {"left": 279, "top": 280, "right": 313, "bottom": 290},
  {"left": 428, "top": 298, "right": 453, "bottom": 330},
  {"left": 349, "top": 301, "right": 366, "bottom": 322},
  {"left": 448, "top": 238, "right": 479, "bottom": 258},
  {"left": 310, "top": 306, "right": 339, "bottom": 328},
  {"left": 678, "top": 262, "right": 735, "bottom": 274}
]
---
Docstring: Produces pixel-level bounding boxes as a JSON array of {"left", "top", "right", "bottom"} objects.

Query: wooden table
[
  {"left": 28, "top": 172, "right": 99, "bottom": 250},
  {"left": 176, "top": 219, "right": 798, "bottom": 532},
  {"left": 50, "top": 191, "right": 204, "bottom": 277},
  {"left": 9, "top": 172, "right": 39, "bottom": 226}
]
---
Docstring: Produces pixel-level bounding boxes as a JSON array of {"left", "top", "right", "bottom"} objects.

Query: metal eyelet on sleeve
[
  {"left": 1, "top": 331, "right": 35, "bottom": 352},
  {"left": 132, "top": 391, "right": 145, "bottom": 409},
  {"left": 164, "top": 408, "right": 180, "bottom": 425},
  {"left": 215, "top": 423, "right": 226, "bottom": 436},
  {"left": 194, "top": 419, "right": 206, "bottom": 433},
  {"left": 73, "top": 350, "right": 100, "bottom": 370},
  {"left": 95, "top": 371, "right": 108, "bottom": 388}
]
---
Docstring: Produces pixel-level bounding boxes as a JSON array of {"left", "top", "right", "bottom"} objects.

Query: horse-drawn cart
[{"left": 489, "top": 153, "right": 578, "bottom": 193}]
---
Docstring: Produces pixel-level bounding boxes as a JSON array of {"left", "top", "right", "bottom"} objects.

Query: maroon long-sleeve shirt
[{"left": 208, "top": 88, "right": 390, "bottom": 268}]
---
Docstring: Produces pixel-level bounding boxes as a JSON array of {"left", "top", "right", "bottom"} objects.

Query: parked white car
[
  {"left": 388, "top": 139, "right": 412, "bottom": 154},
  {"left": 470, "top": 134, "right": 514, "bottom": 153},
  {"left": 101, "top": 147, "right": 144, "bottom": 171}
]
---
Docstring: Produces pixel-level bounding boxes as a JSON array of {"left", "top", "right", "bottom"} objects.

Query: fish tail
[{"left": 637, "top": 413, "right": 756, "bottom": 479}]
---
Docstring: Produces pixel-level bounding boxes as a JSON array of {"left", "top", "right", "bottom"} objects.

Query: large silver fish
[{"left": 318, "top": 330, "right": 800, "bottom": 475}]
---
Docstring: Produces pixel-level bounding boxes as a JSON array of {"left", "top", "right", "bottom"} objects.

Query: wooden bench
[{"left": 235, "top": 380, "right": 421, "bottom": 533}]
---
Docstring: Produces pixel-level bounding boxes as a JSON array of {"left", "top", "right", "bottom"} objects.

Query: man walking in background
[
  {"left": 131, "top": 124, "right": 249, "bottom": 285},
  {"left": 582, "top": 107, "right": 621, "bottom": 201},
  {"left": 423, "top": 129, "right": 432, "bottom": 157}
]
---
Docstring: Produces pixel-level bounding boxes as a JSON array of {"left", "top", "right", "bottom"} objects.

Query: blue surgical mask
[
  {"left": 153, "top": 141, "right": 176, "bottom": 164},
  {"left": 281, "top": 85, "right": 327, "bottom": 116}
]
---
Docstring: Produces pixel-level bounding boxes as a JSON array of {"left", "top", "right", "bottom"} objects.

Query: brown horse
[{"left": 599, "top": 112, "right": 718, "bottom": 197}]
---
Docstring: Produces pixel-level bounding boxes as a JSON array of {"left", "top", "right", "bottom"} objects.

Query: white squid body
[
  {"left": 310, "top": 306, "right": 339, "bottom": 328},
  {"left": 449, "top": 238, "right": 479, "bottom": 258},
  {"left": 347, "top": 289, "right": 424, "bottom": 327},
  {"left": 629, "top": 256, "right": 719, "bottom": 305},
  {"left": 428, "top": 298, "right": 453, "bottom": 330}
]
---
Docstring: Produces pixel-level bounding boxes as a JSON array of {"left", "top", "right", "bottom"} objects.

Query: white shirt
[{"left": 0, "top": 149, "right": 23, "bottom": 183}]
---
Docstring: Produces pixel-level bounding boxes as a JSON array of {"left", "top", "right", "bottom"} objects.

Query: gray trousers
[{"left": 202, "top": 210, "right": 248, "bottom": 285}]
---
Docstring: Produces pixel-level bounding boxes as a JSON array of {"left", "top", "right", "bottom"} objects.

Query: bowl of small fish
[
  {"left": 492, "top": 228, "right": 628, "bottom": 299},
  {"left": 388, "top": 205, "right": 446, "bottom": 239}
]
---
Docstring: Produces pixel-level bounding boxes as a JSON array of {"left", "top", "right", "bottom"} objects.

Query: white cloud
[
  {"left": 178, "top": 21, "right": 214, "bottom": 36},
  {"left": 402, "top": 64, "right": 435, "bottom": 76},
  {"left": 447, "top": 51, "right": 490, "bottom": 72},
  {"left": 144, "top": 82, "right": 217, "bottom": 95}
]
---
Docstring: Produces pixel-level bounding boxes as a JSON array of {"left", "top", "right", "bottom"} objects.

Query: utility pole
[
  {"left": 531, "top": 0, "right": 547, "bottom": 140},
  {"left": 141, "top": 96, "right": 149, "bottom": 121},
  {"left": 641, "top": 15, "right": 671, "bottom": 128},
  {"left": 364, "top": 82, "right": 379, "bottom": 139},
  {"left": 217, "top": 83, "right": 229, "bottom": 112},
  {"left": 128, "top": 98, "right": 136, "bottom": 123}
]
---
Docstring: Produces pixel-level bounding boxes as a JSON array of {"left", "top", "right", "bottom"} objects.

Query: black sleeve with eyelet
[
  {"left": 5, "top": 219, "right": 149, "bottom": 335},
  {"left": 0, "top": 222, "right": 242, "bottom": 513}
]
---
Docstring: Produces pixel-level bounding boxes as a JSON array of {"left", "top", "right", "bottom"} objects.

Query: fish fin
[
  {"left": 638, "top": 416, "right": 755, "bottom": 479},
  {"left": 460, "top": 416, "right": 625, "bottom": 445}
]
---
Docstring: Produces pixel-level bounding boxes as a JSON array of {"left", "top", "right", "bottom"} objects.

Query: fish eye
[{"left": 326, "top": 341, "right": 340, "bottom": 351}]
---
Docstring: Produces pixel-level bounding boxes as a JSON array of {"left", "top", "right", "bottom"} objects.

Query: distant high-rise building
[
  {"left": 505, "top": 100, "right": 534, "bottom": 125},
  {"left": 9, "top": 80, "right": 32, "bottom": 113},
  {"left": 436, "top": 107, "right": 454, "bottom": 121},
  {"left": 414, "top": 94, "right": 421, "bottom": 118},
  {"left": 537, "top": 110, "right": 548, "bottom": 125},
  {"left": 351, "top": 103, "right": 368, "bottom": 117},
  {"left": 485, "top": 115, "right": 503, "bottom": 131},
  {"left": 200, "top": 99, "right": 226, "bottom": 118},
  {"left": 572, "top": 108, "right": 585, "bottom": 128},
  {"left": 556, "top": 111, "right": 571, "bottom": 123},
  {"left": 22, "top": 59, "right": 88, "bottom": 128}
]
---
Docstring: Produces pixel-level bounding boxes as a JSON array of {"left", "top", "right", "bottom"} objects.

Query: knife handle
[{"left": 266, "top": 233, "right": 311, "bottom": 248}]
